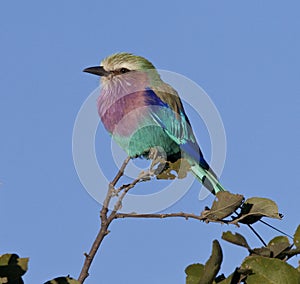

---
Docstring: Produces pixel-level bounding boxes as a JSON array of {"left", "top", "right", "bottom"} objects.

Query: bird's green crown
[{"left": 101, "top": 52, "right": 156, "bottom": 73}]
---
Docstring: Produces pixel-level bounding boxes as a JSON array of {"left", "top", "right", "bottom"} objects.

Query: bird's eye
[{"left": 120, "top": 68, "right": 130, "bottom": 74}]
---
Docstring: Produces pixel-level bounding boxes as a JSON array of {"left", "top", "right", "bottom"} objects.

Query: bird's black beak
[{"left": 83, "top": 66, "right": 110, "bottom": 77}]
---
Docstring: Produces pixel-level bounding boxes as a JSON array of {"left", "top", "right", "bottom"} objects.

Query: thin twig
[
  {"left": 111, "top": 156, "right": 131, "bottom": 187},
  {"left": 109, "top": 171, "right": 151, "bottom": 221},
  {"left": 247, "top": 224, "right": 267, "bottom": 247},
  {"left": 78, "top": 157, "right": 131, "bottom": 283},
  {"left": 78, "top": 156, "right": 288, "bottom": 282},
  {"left": 259, "top": 219, "right": 293, "bottom": 239},
  {"left": 115, "top": 212, "right": 206, "bottom": 221},
  {"left": 279, "top": 248, "right": 300, "bottom": 259}
]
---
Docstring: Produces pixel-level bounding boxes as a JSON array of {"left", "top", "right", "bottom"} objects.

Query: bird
[{"left": 83, "top": 53, "right": 226, "bottom": 195}]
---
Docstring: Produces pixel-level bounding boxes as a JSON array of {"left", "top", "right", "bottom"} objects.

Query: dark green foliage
[
  {"left": 44, "top": 276, "right": 80, "bottom": 284},
  {"left": 0, "top": 254, "right": 28, "bottom": 284},
  {"left": 222, "top": 232, "right": 250, "bottom": 249},
  {"left": 235, "top": 197, "right": 282, "bottom": 224},
  {"left": 186, "top": 226, "right": 300, "bottom": 284}
]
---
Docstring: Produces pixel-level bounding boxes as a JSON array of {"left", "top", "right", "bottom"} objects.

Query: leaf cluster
[
  {"left": 200, "top": 192, "right": 281, "bottom": 225},
  {"left": 185, "top": 225, "right": 300, "bottom": 284}
]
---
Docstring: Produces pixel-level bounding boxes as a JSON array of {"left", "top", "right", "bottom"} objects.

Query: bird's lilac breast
[{"left": 98, "top": 90, "right": 149, "bottom": 137}]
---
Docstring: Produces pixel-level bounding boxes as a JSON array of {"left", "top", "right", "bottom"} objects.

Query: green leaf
[
  {"left": 234, "top": 197, "right": 281, "bottom": 224},
  {"left": 201, "top": 192, "right": 244, "bottom": 221},
  {"left": 198, "top": 240, "right": 223, "bottom": 284},
  {"left": 185, "top": 241, "right": 223, "bottom": 284},
  {"left": 222, "top": 231, "right": 250, "bottom": 249},
  {"left": 267, "top": 236, "right": 291, "bottom": 258},
  {"left": 44, "top": 276, "right": 80, "bottom": 284},
  {"left": 240, "top": 256, "right": 300, "bottom": 283},
  {"left": 185, "top": 264, "right": 204, "bottom": 284},
  {"left": 293, "top": 225, "right": 300, "bottom": 249},
  {"left": 0, "top": 254, "right": 28, "bottom": 281}
]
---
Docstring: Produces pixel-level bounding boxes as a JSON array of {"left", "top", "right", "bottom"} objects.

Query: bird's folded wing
[{"left": 144, "top": 88, "right": 209, "bottom": 170}]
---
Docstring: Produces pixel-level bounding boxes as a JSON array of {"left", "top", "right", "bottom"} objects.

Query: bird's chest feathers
[{"left": 98, "top": 90, "right": 149, "bottom": 136}]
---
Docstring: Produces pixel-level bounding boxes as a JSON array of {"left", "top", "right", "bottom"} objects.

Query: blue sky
[{"left": 1, "top": 1, "right": 299, "bottom": 283}]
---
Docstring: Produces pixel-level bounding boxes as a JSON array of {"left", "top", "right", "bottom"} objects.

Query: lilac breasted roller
[{"left": 84, "top": 53, "right": 226, "bottom": 194}]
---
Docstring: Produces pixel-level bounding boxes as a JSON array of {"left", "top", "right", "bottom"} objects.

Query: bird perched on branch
[{"left": 84, "top": 53, "right": 226, "bottom": 194}]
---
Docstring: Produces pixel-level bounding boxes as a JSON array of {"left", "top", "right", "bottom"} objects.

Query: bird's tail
[{"left": 190, "top": 163, "right": 226, "bottom": 195}]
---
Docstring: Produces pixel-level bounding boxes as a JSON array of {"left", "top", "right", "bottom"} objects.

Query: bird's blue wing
[{"left": 144, "top": 88, "right": 210, "bottom": 170}]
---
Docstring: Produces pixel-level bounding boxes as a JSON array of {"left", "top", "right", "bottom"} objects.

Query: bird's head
[{"left": 83, "top": 53, "right": 161, "bottom": 88}]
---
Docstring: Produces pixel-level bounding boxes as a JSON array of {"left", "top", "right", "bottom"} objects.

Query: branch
[
  {"left": 78, "top": 158, "right": 153, "bottom": 283},
  {"left": 280, "top": 248, "right": 300, "bottom": 259},
  {"left": 77, "top": 155, "right": 287, "bottom": 283},
  {"left": 107, "top": 170, "right": 151, "bottom": 223},
  {"left": 111, "top": 156, "right": 131, "bottom": 187},
  {"left": 115, "top": 212, "right": 207, "bottom": 221},
  {"left": 78, "top": 157, "right": 131, "bottom": 283}
]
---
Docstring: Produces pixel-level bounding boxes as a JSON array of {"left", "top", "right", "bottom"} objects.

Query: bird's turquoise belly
[{"left": 113, "top": 125, "right": 180, "bottom": 158}]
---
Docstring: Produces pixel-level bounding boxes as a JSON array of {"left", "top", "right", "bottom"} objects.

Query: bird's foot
[{"left": 148, "top": 147, "right": 167, "bottom": 176}]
